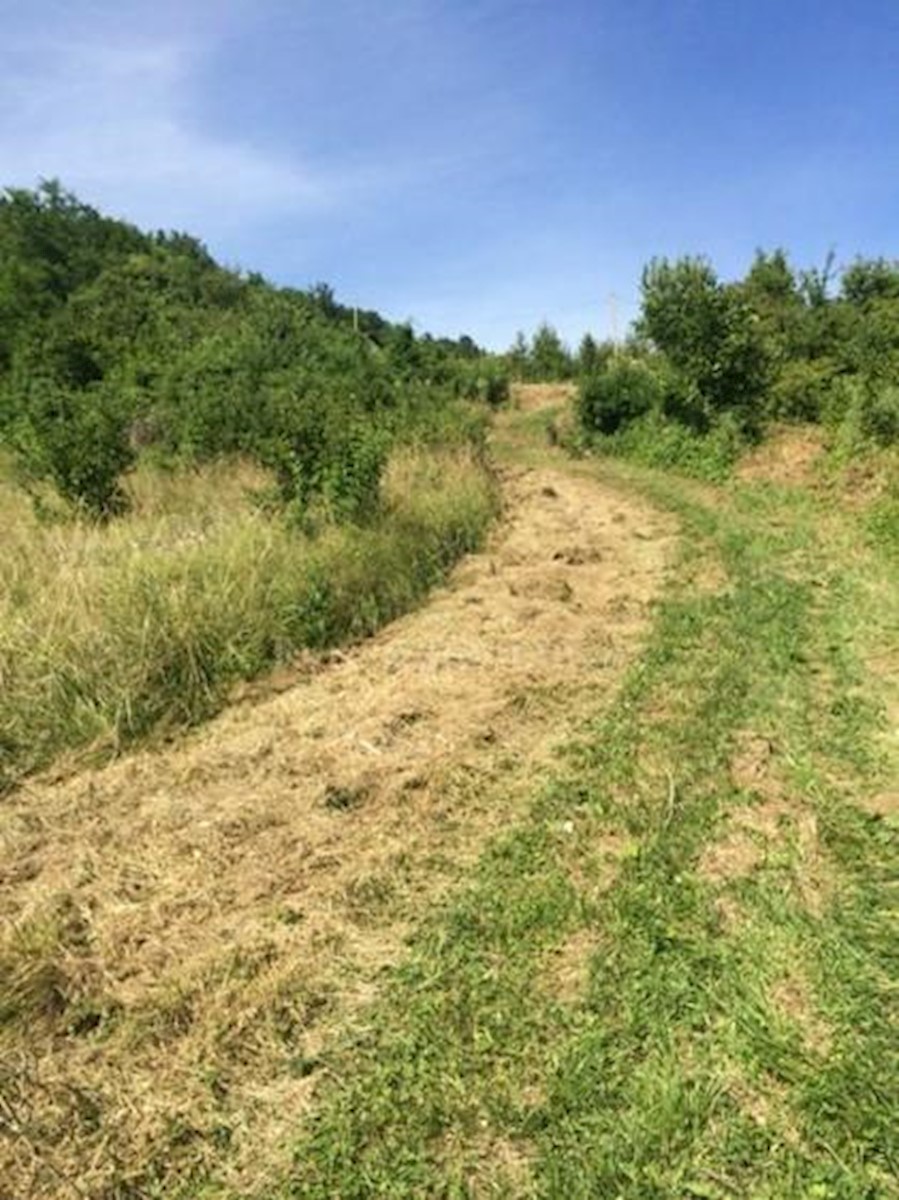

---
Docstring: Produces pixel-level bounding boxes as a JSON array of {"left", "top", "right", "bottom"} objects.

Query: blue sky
[{"left": 2, "top": 0, "right": 898, "bottom": 349}]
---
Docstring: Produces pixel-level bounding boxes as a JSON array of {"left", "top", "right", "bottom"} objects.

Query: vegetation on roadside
[
  {"left": 3, "top": 173, "right": 899, "bottom": 1199},
  {"left": 0, "top": 180, "right": 508, "bottom": 520},
  {"left": 572, "top": 250, "right": 899, "bottom": 478},
  {"left": 0, "top": 444, "right": 496, "bottom": 792},
  {"left": 0, "top": 180, "right": 508, "bottom": 786}
]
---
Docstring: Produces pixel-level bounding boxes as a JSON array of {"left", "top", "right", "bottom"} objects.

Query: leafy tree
[
  {"left": 530, "top": 323, "right": 572, "bottom": 381},
  {"left": 507, "top": 332, "right": 530, "bottom": 380},
  {"left": 638, "top": 257, "right": 771, "bottom": 430},
  {"left": 841, "top": 258, "right": 899, "bottom": 306},
  {"left": 0, "top": 180, "right": 144, "bottom": 369},
  {"left": 577, "top": 333, "right": 615, "bottom": 377}
]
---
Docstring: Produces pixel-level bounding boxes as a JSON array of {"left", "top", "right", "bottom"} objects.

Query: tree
[
  {"left": 841, "top": 258, "right": 899, "bottom": 306},
  {"left": 530, "top": 322, "right": 572, "bottom": 381},
  {"left": 638, "top": 257, "right": 771, "bottom": 430},
  {"left": 507, "top": 332, "right": 530, "bottom": 380},
  {"left": 11, "top": 380, "right": 135, "bottom": 518}
]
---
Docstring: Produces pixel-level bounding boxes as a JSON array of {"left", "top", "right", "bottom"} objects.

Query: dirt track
[{"left": 0, "top": 390, "right": 677, "bottom": 1195}]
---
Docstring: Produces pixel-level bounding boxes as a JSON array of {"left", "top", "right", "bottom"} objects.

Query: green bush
[
  {"left": 768, "top": 359, "right": 835, "bottom": 422},
  {"left": 603, "top": 409, "right": 746, "bottom": 481},
  {"left": 831, "top": 379, "right": 899, "bottom": 450},
  {"left": 577, "top": 356, "right": 663, "bottom": 435},
  {"left": 857, "top": 383, "right": 899, "bottom": 446},
  {"left": 11, "top": 379, "right": 135, "bottom": 518}
]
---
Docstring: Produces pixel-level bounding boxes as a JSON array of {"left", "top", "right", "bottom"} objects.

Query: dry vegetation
[
  {"left": 0, "top": 445, "right": 496, "bottom": 790},
  {"left": 0, "top": 398, "right": 676, "bottom": 1197}
]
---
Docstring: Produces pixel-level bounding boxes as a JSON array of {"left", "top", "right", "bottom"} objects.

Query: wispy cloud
[{"left": 0, "top": 29, "right": 331, "bottom": 235}]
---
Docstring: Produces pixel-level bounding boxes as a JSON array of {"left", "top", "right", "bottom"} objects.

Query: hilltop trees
[
  {"left": 0, "top": 181, "right": 501, "bottom": 519},
  {"left": 506, "top": 324, "right": 574, "bottom": 382}
]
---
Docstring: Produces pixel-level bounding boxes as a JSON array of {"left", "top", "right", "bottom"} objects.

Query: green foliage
[
  {"left": 530, "top": 321, "right": 573, "bottom": 381},
  {"left": 453, "top": 358, "right": 510, "bottom": 408},
  {"left": 854, "top": 382, "right": 899, "bottom": 447},
  {"left": 577, "top": 332, "right": 614, "bottom": 376},
  {"left": 577, "top": 355, "right": 663, "bottom": 434},
  {"left": 841, "top": 257, "right": 899, "bottom": 306},
  {"left": 11, "top": 379, "right": 135, "bottom": 518},
  {"left": 578, "top": 247, "right": 899, "bottom": 472},
  {"left": 262, "top": 408, "right": 392, "bottom": 527},
  {"left": 0, "top": 179, "right": 145, "bottom": 369},
  {"left": 768, "top": 358, "right": 836, "bottom": 422},
  {"left": 0, "top": 180, "right": 492, "bottom": 521},
  {"left": 505, "top": 323, "right": 574, "bottom": 382},
  {"left": 638, "top": 257, "right": 771, "bottom": 431},
  {"left": 601, "top": 408, "right": 745, "bottom": 481}
]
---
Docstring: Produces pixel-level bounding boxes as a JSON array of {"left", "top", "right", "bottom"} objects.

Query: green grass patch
[{"left": 581, "top": 410, "right": 747, "bottom": 482}]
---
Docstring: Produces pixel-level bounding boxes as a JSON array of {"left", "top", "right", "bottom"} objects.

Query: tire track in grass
[
  {"left": 0, "top": 395, "right": 676, "bottom": 1198},
  {"left": 283, "top": 465, "right": 899, "bottom": 1200}
]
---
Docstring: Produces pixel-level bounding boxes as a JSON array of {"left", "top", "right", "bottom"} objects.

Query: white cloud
[{"left": 0, "top": 32, "right": 327, "bottom": 235}]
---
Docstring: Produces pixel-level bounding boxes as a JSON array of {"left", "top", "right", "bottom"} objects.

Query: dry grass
[
  {"left": 736, "top": 425, "right": 826, "bottom": 486},
  {"left": 0, "top": 430, "right": 675, "bottom": 1197},
  {"left": 0, "top": 447, "right": 495, "bottom": 789}
]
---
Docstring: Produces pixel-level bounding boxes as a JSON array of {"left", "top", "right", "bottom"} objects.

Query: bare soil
[{"left": 0, "top": 391, "right": 677, "bottom": 1197}]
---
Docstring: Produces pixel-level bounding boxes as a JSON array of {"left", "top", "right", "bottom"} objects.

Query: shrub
[
  {"left": 768, "top": 359, "right": 836, "bottom": 422},
  {"left": 857, "top": 383, "right": 899, "bottom": 446},
  {"left": 605, "top": 409, "right": 746, "bottom": 481},
  {"left": 830, "top": 379, "right": 899, "bottom": 450},
  {"left": 577, "top": 356, "right": 663, "bottom": 435},
  {"left": 11, "top": 379, "right": 135, "bottom": 518}
]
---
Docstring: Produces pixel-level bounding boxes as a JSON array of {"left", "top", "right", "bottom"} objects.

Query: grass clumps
[{"left": 0, "top": 446, "right": 496, "bottom": 790}]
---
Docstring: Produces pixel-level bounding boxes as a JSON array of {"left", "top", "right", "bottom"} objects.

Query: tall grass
[{"left": 0, "top": 448, "right": 496, "bottom": 789}]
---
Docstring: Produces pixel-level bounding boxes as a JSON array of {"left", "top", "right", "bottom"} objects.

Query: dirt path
[{"left": 0, "top": 391, "right": 677, "bottom": 1197}]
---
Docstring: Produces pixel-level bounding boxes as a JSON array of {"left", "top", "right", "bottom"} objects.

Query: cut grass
[
  {"left": 271, "top": 454, "right": 899, "bottom": 1199},
  {"left": 0, "top": 447, "right": 496, "bottom": 790}
]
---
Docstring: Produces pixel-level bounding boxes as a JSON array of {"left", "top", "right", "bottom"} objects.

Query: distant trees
[
  {"left": 575, "top": 247, "right": 899, "bottom": 459},
  {"left": 505, "top": 323, "right": 574, "bottom": 381},
  {"left": 0, "top": 181, "right": 503, "bottom": 520}
]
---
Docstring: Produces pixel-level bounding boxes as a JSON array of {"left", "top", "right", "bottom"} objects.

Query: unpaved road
[{"left": 0, "top": 389, "right": 678, "bottom": 1196}]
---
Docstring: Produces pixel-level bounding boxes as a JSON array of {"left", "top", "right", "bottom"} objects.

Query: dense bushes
[
  {"left": 575, "top": 249, "right": 899, "bottom": 475},
  {"left": 0, "top": 181, "right": 508, "bottom": 520},
  {"left": 10, "top": 379, "right": 135, "bottom": 516},
  {"left": 576, "top": 356, "right": 662, "bottom": 434},
  {"left": 0, "top": 180, "right": 509, "bottom": 784}
]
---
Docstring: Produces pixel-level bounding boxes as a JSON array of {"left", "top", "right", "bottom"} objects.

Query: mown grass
[
  {"left": 268, "top": 454, "right": 898, "bottom": 1198},
  {"left": 0, "top": 447, "right": 497, "bottom": 790}
]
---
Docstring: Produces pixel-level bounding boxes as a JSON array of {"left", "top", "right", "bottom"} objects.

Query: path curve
[{"left": 0, "top": 397, "right": 677, "bottom": 1196}]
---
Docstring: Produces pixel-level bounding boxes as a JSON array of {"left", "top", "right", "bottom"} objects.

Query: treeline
[
  {"left": 573, "top": 250, "right": 899, "bottom": 473},
  {"left": 0, "top": 180, "right": 507, "bottom": 518}
]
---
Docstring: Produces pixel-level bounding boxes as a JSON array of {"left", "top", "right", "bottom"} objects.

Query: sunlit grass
[{"left": 0, "top": 448, "right": 496, "bottom": 788}]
